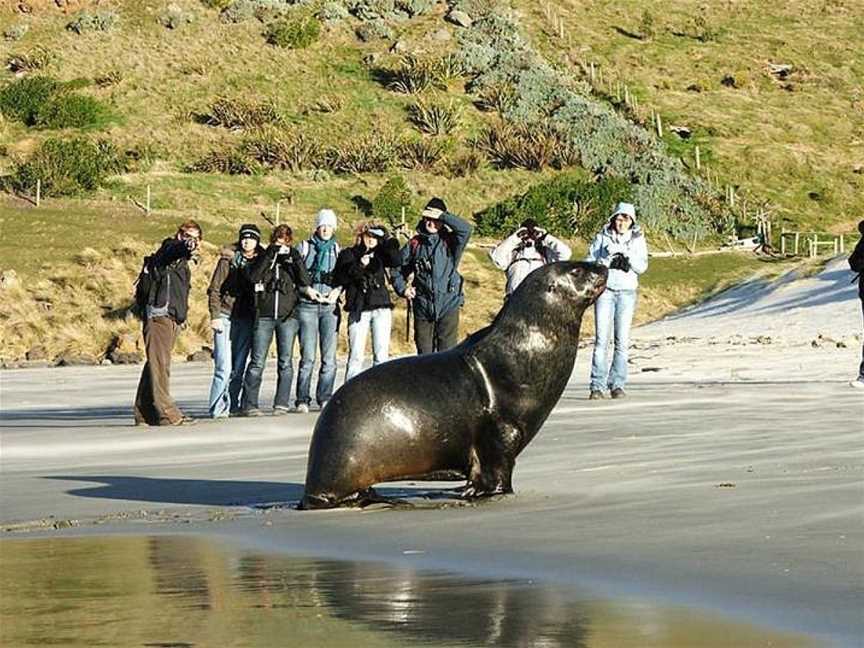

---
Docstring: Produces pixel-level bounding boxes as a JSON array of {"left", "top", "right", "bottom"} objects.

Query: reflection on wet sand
[{"left": 0, "top": 536, "right": 819, "bottom": 648}]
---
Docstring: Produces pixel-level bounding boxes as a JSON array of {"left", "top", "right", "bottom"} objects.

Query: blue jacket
[
  {"left": 585, "top": 223, "right": 648, "bottom": 291},
  {"left": 392, "top": 212, "right": 473, "bottom": 322}
]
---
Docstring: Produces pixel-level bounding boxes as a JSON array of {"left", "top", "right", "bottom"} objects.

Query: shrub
[
  {"left": 396, "top": 0, "right": 434, "bottom": 16},
  {"left": 324, "top": 132, "right": 399, "bottom": 174},
  {"left": 159, "top": 5, "right": 195, "bottom": 29},
  {"left": 6, "top": 46, "right": 55, "bottom": 73},
  {"left": 399, "top": 137, "right": 447, "bottom": 171},
  {"left": 355, "top": 19, "right": 394, "bottom": 42},
  {"left": 350, "top": 0, "right": 396, "bottom": 21},
  {"left": 474, "top": 173, "right": 631, "bottom": 238},
  {"left": 240, "top": 126, "right": 319, "bottom": 172},
  {"left": 3, "top": 24, "right": 29, "bottom": 41},
  {"left": 95, "top": 70, "right": 124, "bottom": 88},
  {"left": 35, "top": 93, "right": 113, "bottom": 130},
  {"left": 200, "top": 97, "right": 283, "bottom": 130},
  {"left": 473, "top": 121, "right": 578, "bottom": 171},
  {"left": 220, "top": 0, "right": 290, "bottom": 23},
  {"left": 386, "top": 55, "right": 445, "bottom": 94},
  {"left": 10, "top": 138, "right": 127, "bottom": 197},
  {"left": 0, "top": 76, "right": 61, "bottom": 125},
  {"left": 318, "top": 1, "right": 349, "bottom": 21},
  {"left": 474, "top": 82, "right": 515, "bottom": 113},
  {"left": 187, "top": 148, "right": 262, "bottom": 175},
  {"left": 306, "top": 94, "right": 344, "bottom": 113},
  {"left": 408, "top": 98, "right": 461, "bottom": 135},
  {"left": 66, "top": 11, "right": 119, "bottom": 34},
  {"left": 445, "top": 148, "right": 484, "bottom": 178},
  {"left": 264, "top": 15, "right": 321, "bottom": 48},
  {"left": 200, "top": 0, "right": 232, "bottom": 9},
  {"left": 372, "top": 174, "right": 415, "bottom": 227}
]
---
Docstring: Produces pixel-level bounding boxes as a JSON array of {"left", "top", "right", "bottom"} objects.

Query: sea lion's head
[{"left": 498, "top": 261, "right": 607, "bottom": 335}]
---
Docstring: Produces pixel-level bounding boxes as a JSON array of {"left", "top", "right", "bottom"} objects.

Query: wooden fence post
[
  {"left": 146, "top": 184, "right": 151, "bottom": 216},
  {"left": 694, "top": 146, "right": 701, "bottom": 170},
  {"left": 275, "top": 200, "right": 281, "bottom": 225},
  {"left": 36, "top": 179, "right": 41, "bottom": 207}
]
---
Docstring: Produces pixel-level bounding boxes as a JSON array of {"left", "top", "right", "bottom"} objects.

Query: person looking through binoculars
[{"left": 490, "top": 219, "right": 572, "bottom": 297}]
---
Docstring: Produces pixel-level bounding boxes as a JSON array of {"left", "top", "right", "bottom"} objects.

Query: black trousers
[{"left": 414, "top": 307, "right": 460, "bottom": 355}]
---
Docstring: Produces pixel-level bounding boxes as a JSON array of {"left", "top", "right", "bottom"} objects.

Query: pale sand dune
[{"left": 1, "top": 256, "right": 862, "bottom": 645}]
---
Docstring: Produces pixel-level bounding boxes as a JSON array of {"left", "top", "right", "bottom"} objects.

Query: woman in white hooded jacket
[{"left": 584, "top": 202, "right": 648, "bottom": 399}]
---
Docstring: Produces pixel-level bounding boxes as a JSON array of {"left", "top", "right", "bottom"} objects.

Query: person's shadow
[{"left": 44, "top": 476, "right": 305, "bottom": 507}]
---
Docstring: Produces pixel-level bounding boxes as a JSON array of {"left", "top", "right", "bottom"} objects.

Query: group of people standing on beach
[{"left": 133, "top": 196, "right": 654, "bottom": 426}]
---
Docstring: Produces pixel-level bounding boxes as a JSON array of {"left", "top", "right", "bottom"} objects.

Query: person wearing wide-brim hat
[
  {"left": 584, "top": 202, "right": 649, "bottom": 400},
  {"left": 392, "top": 197, "right": 473, "bottom": 354},
  {"left": 206, "top": 223, "right": 265, "bottom": 418}
]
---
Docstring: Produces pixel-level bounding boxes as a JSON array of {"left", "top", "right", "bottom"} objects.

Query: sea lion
[{"left": 300, "top": 261, "right": 607, "bottom": 509}]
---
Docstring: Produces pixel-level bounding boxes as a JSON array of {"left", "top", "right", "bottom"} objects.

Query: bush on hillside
[
  {"left": 408, "top": 98, "right": 462, "bottom": 135},
  {"left": 200, "top": 0, "right": 232, "bottom": 9},
  {"left": 473, "top": 121, "right": 578, "bottom": 171},
  {"left": 0, "top": 76, "right": 61, "bottom": 126},
  {"left": 349, "top": 0, "right": 396, "bottom": 21},
  {"left": 474, "top": 173, "right": 631, "bottom": 238},
  {"left": 385, "top": 55, "right": 447, "bottom": 94},
  {"left": 264, "top": 15, "right": 321, "bottom": 48},
  {"left": 0, "top": 76, "right": 113, "bottom": 130},
  {"left": 239, "top": 126, "right": 320, "bottom": 172},
  {"left": 398, "top": 137, "right": 447, "bottom": 171},
  {"left": 372, "top": 174, "right": 415, "bottom": 227},
  {"left": 187, "top": 148, "right": 263, "bottom": 175},
  {"left": 159, "top": 5, "right": 195, "bottom": 29},
  {"left": 7, "top": 46, "right": 55, "bottom": 73},
  {"left": 396, "top": 0, "right": 434, "bottom": 16},
  {"left": 199, "top": 96, "right": 283, "bottom": 130},
  {"left": 355, "top": 19, "right": 394, "bottom": 42},
  {"left": 66, "top": 11, "right": 119, "bottom": 34},
  {"left": 10, "top": 138, "right": 127, "bottom": 197},
  {"left": 220, "top": 0, "right": 292, "bottom": 23},
  {"left": 3, "top": 24, "right": 29, "bottom": 41},
  {"left": 324, "top": 132, "right": 399, "bottom": 174},
  {"left": 318, "top": 1, "right": 350, "bottom": 21},
  {"left": 35, "top": 93, "right": 113, "bottom": 130},
  {"left": 445, "top": 147, "right": 484, "bottom": 178}
]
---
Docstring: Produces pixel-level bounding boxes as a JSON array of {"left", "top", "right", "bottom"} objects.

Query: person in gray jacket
[
  {"left": 585, "top": 202, "right": 648, "bottom": 400},
  {"left": 392, "top": 197, "right": 473, "bottom": 354},
  {"left": 490, "top": 218, "right": 572, "bottom": 296}
]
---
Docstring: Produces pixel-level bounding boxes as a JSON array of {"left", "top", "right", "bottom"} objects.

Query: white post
[
  {"left": 275, "top": 201, "right": 281, "bottom": 225},
  {"left": 695, "top": 146, "right": 701, "bottom": 170},
  {"left": 36, "top": 179, "right": 41, "bottom": 207},
  {"left": 146, "top": 184, "right": 151, "bottom": 215},
  {"left": 655, "top": 112, "right": 663, "bottom": 137}
]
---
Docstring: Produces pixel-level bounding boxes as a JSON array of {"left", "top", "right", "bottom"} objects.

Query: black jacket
[
  {"left": 150, "top": 238, "right": 194, "bottom": 324},
  {"left": 334, "top": 239, "right": 401, "bottom": 314},
  {"left": 207, "top": 244, "right": 263, "bottom": 320},
  {"left": 246, "top": 244, "right": 311, "bottom": 320}
]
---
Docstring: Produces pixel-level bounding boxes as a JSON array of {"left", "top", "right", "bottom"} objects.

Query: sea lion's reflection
[{"left": 305, "top": 561, "right": 589, "bottom": 648}]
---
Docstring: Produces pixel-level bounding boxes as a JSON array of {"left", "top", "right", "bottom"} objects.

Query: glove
[
  {"left": 211, "top": 318, "right": 224, "bottom": 333},
  {"left": 303, "top": 287, "right": 324, "bottom": 302},
  {"left": 609, "top": 253, "right": 631, "bottom": 272}
]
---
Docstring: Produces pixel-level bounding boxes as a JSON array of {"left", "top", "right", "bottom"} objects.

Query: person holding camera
[
  {"left": 240, "top": 224, "right": 311, "bottom": 416},
  {"left": 206, "top": 224, "right": 264, "bottom": 419},
  {"left": 490, "top": 218, "right": 572, "bottom": 296},
  {"left": 294, "top": 209, "right": 342, "bottom": 412},
  {"left": 334, "top": 222, "right": 401, "bottom": 381},
  {"left": 585, "top": 202, "right": 648, "bottom": 400},
  {"left": 134, "top": 220, "right": 202, "bottom": 426},
  {"left": 392, "top": 197, "right": 473, "bottom": 355}
]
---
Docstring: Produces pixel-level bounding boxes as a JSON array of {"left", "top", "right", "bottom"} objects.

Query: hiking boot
[
  {"left": 242, "top": 408, "right": 264, "bottom": 417},
  {"left": 588, "top": 390, "right": 606, "bottom": 400},
  {"left": 295, "top": 403, "right": 310, "bottom": 414},
  {"left": 272, "top": 405, "right": 292, "bottom": 416},
  {"left": 610, "top": 388, "right": 626, "bottom": 399}
]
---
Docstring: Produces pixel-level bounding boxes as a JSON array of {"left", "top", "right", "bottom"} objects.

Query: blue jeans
[
  {"left": 590, "top": 289, "right": 637, "bottom": 392},
  {"left": 242, "top": 316, "right": 299, "bottom": 411},
  {"left": 208, "top": 316, "right": 254, "bottom": 417},
  {"left": 346, "top": 308, "right": 392, "bottom": 381},
  {"left": 295, "top": 302, "right": 340, "bottom": 406}
]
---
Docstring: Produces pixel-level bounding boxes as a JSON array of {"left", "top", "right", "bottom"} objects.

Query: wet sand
[{"left": 1, "top": 258, "right": 862, "bottom": 646}]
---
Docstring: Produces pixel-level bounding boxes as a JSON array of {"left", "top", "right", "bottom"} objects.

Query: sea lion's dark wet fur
[{"left": 300, "top": 261, "right": 607, "bottom": 509}]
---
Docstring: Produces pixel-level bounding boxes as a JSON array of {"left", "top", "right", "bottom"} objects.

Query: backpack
[{"left": 132, "top": 255, "right": 163, "bottom": 319}]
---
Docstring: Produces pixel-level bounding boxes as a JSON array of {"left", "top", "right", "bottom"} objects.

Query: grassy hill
[{"left": 0, "top": 0, "right": 842, "bottom": 364}]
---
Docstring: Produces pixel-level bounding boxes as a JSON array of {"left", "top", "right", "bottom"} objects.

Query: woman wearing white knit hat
[{"left": 293, "top": 208, "right": 343, "bottom": 412}]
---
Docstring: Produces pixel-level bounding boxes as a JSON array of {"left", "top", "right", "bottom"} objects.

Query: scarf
[{"left": 310, "top": 235, "right": 337, "bottom": 283}]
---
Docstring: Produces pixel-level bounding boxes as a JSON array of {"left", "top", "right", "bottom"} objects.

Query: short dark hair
[{"left": 178, "top": 219, "right": 202, "bottom": 240}]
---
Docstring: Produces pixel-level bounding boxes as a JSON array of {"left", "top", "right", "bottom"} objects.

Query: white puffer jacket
[
  {"left": 490, "top": 232, "right": 572, "bottom": 295},
  {"left": 585, "top": 223, "right": 648, "bottom": 291}
]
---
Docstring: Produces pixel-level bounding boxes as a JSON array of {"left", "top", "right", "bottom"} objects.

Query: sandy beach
[{"left": 1, "top": 257, "right": 862, "bottom": 647}]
